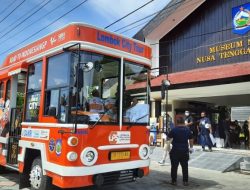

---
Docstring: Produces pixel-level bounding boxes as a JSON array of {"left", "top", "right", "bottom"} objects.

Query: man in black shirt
[
  {"left": 168, "top": 125, "right": 193, "bottom": 186},
  {"left": 184, "top": 111, "right": 194, "bottom": 132}
]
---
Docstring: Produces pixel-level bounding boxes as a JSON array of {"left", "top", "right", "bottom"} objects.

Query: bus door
[{"left": 7, "top": 73, "right": 26, "bottom": 166}]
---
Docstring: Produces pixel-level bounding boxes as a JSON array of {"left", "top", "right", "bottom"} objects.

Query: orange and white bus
[{"left": 0, "top": 23, "right": 152, "bottom": 189}]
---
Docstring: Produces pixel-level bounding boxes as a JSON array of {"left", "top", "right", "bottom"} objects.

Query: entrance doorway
[
  {"left": 6, "top": 73, "right": 26, "bottom": 166},
  {"left": 151, "top": 81, "right": 250, "bottom": 150}
]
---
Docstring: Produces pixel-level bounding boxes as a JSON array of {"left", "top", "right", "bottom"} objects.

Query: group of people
[
  {"left": 221, "top": 119, "right": 249, "bottom": 149},
  {"left": 87, "top": 89, "right": 148, "bottom": 123},
  {"left": 156, "top": 111, "right": 216, "bottom": 186},
  {"left": 154, "top": 110, "right": 249, "bottom": 186}
]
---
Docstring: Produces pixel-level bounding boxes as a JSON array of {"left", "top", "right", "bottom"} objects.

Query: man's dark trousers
[{"left": 170, "top": 149, "right": 189, "bottom": 182}]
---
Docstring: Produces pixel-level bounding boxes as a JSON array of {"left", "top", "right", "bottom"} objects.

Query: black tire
[
  {"left": 0, "top": 165, "right": 6, "bottom": 174},
  {"left": 30, "top": 157, "right": 53, "bottom": 190}
]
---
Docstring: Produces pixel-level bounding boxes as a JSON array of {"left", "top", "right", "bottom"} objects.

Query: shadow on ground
[
  {"left": 0, "top": 168, "right": 222, "bottom": 190},
  {"left": 77, "top": 169, "right": 222, "bottom": 190}
]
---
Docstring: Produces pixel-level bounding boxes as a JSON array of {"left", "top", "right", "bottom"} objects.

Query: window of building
[
  {"left": 44, "top": 53, "right": 70, "bottom": 123},
  {"left": 25, "top": 61, "right": 42, "bottom": 122}
]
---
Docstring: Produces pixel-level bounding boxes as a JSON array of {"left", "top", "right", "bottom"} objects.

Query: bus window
[
  {"left": 0, "top": 83, "right": 3, "bottom": 98},
  {"left": 25, "top": 61, "right": 42, "bottom": 122},
  {"left": 0, "top": 83, "right": 4, "bottom": 110},
  {"left": 70, "top": 52, "right": 119, "bottom": 123},
  {"left": 6, "top": 80, "right": 11, "bottom": 101},
  {"left": 44, "top": 53, "right": 70, "bottom": 122},
  {"left": 123, "top": 62, "right": 150, "bottom": 124}
]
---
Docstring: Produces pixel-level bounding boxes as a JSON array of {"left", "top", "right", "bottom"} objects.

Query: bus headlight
[
  {"left": 139, "top": 144, "right": 150, "bottom": 160},
  {"left": 67, "top": 151, "right": 78, "bottom": 161},
  {"left": 68, "top": 136, "right": 79, "bottom": 146},
  {"left": 81, "top": 147, "right": 98, "bottom": 166}
]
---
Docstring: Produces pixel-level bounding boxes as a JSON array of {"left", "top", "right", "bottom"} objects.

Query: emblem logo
[
  {"left": 49, "top": 139, "right": 55, "bottom": 152},
  {"left": 108, "top": 131, "right": 131, "bottom": 145},
  {"left": 55, "top": 139, "right": 62, "bottom": 156},
  {"left": 232, "top": 4, "right": 250, "bottom": 35},
  {"left": 109, "top": 131, "right": 118, "bottom": 144}
]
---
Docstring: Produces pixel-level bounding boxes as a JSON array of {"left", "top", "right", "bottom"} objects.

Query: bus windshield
[
  {"left": 69, "top": 51, "right": 119, "bottom": 124},
  {"left": 69, "top": 51, "right": 150, "bottom": 125},
  {"left": 123, "top": 61, "right": 150, "bottom": 124}
]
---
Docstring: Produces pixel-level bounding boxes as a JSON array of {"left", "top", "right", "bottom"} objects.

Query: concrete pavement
[{"left": 0, "top": 147, "right": 249, "bottom": 190}]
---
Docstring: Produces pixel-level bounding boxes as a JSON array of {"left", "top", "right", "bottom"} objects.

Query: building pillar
[
  {"left": 155, "top": 100, "right": 161, "bottom": 118},
  {"left": 145, "top": 39, "right": 159, "bottom": 76},
  {"left": 151, "top": 101, "right": 156, "bottom": 118}
]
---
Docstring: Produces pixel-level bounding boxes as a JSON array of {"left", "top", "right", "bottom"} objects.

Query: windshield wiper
[
  {"left": 89, "top": 110, "right": 110, "bottom": 129},
  {"left": 127, "top": 114, "right": 149, "bottom": 129}
]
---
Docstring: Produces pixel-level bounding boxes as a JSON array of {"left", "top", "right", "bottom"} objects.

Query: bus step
[{"left": 5, "top": 164, "right": 19, "bottom": 171}]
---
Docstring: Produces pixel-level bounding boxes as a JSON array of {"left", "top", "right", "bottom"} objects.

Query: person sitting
[
  {"left": 125, "top": 97, "right": 149, "bottom": 123},
  {"left": 87, "top": 89, "right": 104, "bottom": 121},
  {"left": 88, "top": 89, "right": 104, "bottom": 113},
  {"left": 104, "top": 98, "right": 117, "bottom": 121}
]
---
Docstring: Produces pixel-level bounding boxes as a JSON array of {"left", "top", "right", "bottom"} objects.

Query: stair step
[
  {"left": 240, "top": 161, "right": 250, "bottom": 171},
  {"left": 243, "top": 157, "right": 250, "bottom": 163}
]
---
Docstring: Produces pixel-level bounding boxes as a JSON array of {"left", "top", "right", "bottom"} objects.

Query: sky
[{"left": 0, "top": 0, "right": 170, "bottom": 64}]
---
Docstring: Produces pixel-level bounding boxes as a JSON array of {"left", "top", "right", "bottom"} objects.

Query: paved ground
[{"left": 0, "top": 147, "right": 249, "bottom": 190}]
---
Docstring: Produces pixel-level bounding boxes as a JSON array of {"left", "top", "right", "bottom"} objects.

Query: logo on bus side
[
  {"left": 56, "top": 139, "right": 62, "bottom": 156},
  {"left": 21, "top": 128, "right": 49, "bottom": 140},
  {"left": 108, "top": 131, "right": 131, "bottom": 144},
  {"left": 49, "top": 138, "right": 55, "bottom": 152}
]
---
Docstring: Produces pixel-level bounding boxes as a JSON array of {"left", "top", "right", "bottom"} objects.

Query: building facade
[{"left": 135, "top": 0, "right": 250, "bottom": 127}]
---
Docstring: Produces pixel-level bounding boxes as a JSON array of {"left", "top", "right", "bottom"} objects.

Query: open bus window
[
  {"left": 123, "top": 61, "right": 150, "bottom": 124},
  {"left": 70, "top": 51, "right": 119, "bottom": 123},
  {"left": 25, "top": 61, "right": 42, "bottom": 122}
]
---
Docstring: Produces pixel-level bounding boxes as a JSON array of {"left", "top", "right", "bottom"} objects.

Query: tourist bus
[{"left": 0, "top": 23, "right": 152, "bottom": 189}]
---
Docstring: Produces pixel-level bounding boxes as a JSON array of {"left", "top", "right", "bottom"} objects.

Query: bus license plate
[{"left": 110, "top": 151, "right": 130, "bottom": 160}]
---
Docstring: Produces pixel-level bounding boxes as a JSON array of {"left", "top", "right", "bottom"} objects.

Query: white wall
[{"left": 145, "top": 39, "right": 159, "bottom": 76}]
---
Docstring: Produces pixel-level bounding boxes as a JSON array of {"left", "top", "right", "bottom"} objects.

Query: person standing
[
  {"left": 242, "top": 120, "right": 249, "bottom": 149},
  {"left": 167, "top": 124, "right": 193, "bottom": 186},
  {"left": 198, "top": 111, "right": 213, "bottom": 151},
  {"left": 223, "top": 118, "right": 232, "bottom": 148},
  {"left": 234, "top": 120, "right": 241, "bottom": 146},
  {"left": 158, "top": 114, "right": 174, "bottom": 165},
  {"left": 184, "top": 111, "right": 196, "bottom": 142}
]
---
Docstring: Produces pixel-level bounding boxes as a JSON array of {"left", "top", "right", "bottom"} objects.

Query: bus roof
[{"left": 0, "top": 23, "right": 151, "bottom": 79}]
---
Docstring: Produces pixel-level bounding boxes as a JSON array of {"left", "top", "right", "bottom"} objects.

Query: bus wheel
[
  {"left": 0, "top": 165, "right": 6, "bottom": 174},
  {"left": 30, "top": 157, "right": 52, "bottom": 190}
]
